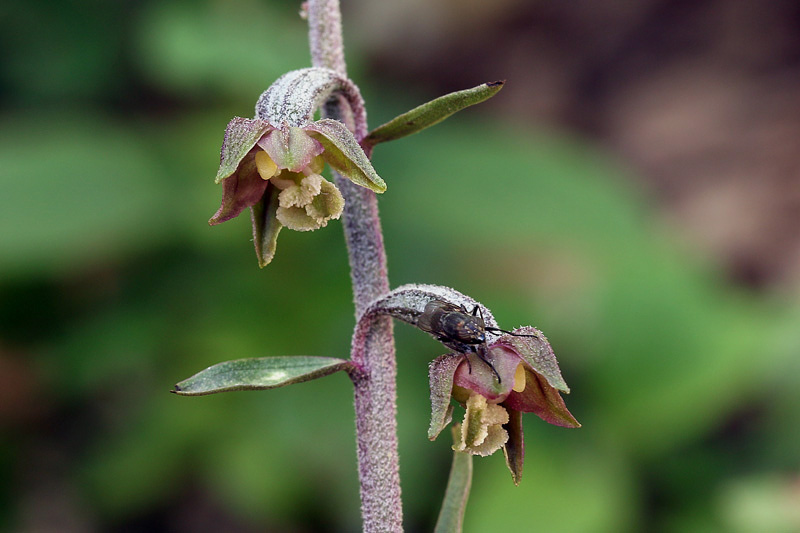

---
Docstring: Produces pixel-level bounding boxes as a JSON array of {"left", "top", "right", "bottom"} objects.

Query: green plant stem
[
  {"left": 435, "top": 447, "right": 473, "bottom": 533},
  {"left": 307, "top": 1, "right": 403, "bottom": 531}
]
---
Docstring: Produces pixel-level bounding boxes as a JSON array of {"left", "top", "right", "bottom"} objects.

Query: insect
[{"left": 417, "top": 300, "right": 538, "bottom": 383}]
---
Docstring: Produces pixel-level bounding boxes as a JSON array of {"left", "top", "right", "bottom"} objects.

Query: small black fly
[{"left": 417, "top": 300, "right": 537, "bottom": 383}]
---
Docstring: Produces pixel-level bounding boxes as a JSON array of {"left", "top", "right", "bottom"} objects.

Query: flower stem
[{"left": 307, "top": 1, "right": 403, "bottom": 531}]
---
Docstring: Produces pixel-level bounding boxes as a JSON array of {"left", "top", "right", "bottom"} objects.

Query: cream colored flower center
[
  {"left": 452, "top": 393, "right": 509, "bottom": 457},
  {"left": 253, "top": 149, "right": 345, "bottom": 232}
]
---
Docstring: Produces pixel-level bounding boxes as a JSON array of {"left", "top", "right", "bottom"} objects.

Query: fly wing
[
  {"left": 417, "top": 309, "right": 436, "bottom": 334},
  {"left": 417, "top": 300, "right": 459, "bottom": 335}
]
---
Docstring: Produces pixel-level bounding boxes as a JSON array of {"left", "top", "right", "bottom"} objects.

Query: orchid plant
[{"left": 173, "top": 2, "right": 579, "bottom": 531}]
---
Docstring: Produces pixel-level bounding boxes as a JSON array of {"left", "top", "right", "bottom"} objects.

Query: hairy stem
[
  {"left": 308, "top": 0, "right": 347, "bottom": 75},
  {"left": 307, "top": 1, "right": 402, "bottom": 531}
]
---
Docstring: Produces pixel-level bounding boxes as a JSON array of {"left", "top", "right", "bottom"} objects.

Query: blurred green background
[{"left": 2, "top": 0, "right": 799, "bottom": 531}]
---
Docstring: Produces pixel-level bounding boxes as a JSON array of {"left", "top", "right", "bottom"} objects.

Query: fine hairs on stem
[{"left": 307, "top": 1, "right": 403, "bottom": 531}]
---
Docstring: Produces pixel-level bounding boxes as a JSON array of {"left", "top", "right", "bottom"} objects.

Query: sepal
[
  {"left": 305, "top": 119, "right": 387, "bottom": 192},
  {"left": 502, "top": 409, "right": 524, "bottom": 485},
  {"left": 215, "top": 117, "right": 271, "bottom": 184},
  {"left": 496, "top": 328, "right": 570, "bottom": 392},
  {"left": 429, "top": 354, "right": 460, "bottom": 440}
]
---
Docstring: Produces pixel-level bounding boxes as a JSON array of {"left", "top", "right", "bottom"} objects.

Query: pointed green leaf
[
  {"left": 434, "top": 428, "right": 473, "bottom": 533},
  {"left": 305, "top": 119, "right": 387, "bottom": 193},
  {"left": 172, "top": 356, "right": 353, "bottom": 396},
  {"left": 250, "top": 184, "right": 283, "bottom": 267},
  {"left": 363, "top": 81, "right": 505, "bottom": 148}
]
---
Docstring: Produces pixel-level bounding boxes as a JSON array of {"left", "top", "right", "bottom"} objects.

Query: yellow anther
[
  {"left": 255, "top": 150, "right": 278, "bottom": 180},
  {"left": 512, "top": 364, "right": 527, "bottom": 393}
]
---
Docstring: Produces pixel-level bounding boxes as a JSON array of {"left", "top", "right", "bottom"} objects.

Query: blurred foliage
[{"left": 1, "top": 0, "right": 799, "bottom": 532}]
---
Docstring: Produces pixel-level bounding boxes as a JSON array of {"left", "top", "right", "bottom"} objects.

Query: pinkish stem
[{"left": 307, "top": 1, "right": 403, "bottom": 531}]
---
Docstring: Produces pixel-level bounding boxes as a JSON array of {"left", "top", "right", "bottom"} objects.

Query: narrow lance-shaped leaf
[
  {"left": 172, "top": 356, "right": 354, "bottom": 396},
  {"left": 362, "top": 81, "right": 505, "bottom": 149}
]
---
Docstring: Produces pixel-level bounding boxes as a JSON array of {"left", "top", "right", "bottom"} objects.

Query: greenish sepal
[
  {"left": 428, "top": 354, "right": 460, "bottom": 440},
  {"left": 172, "top": 356, "right": 353, "bottom": 396},
  {"left": 362, "top": 81, "right": 505, "bottom": 148},
  {"left": 434, "top": 427, "right": 473, "bottom": 533},
  {"left": 215, "top": 117, "right": 271, "bottom": 184},
  {"left": 251, "top": 184, "right": 282, "bottom": 268},
  {"left": 501, "top": 327, "right": 571, "bottom": 393},
  {"left": 305, "top": 119, "right": 387, "bottom": 193}
]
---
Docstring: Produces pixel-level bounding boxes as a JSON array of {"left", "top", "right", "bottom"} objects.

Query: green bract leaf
[
  {"left": 172, "top": 356, "right": 353, "bottom": 396},
  {"left": 363, "top": 81, "right": 505, "bottom": 148},
  {"left": 434, "top": 428, "right": 473, "bottom": 533},
  {"left": 305, "top": 119, "right": 387, "bottom": 193}
]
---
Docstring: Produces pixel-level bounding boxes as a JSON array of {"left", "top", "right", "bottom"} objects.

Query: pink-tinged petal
[
  {"left": 453, "top": 348, "right": 520, "bottom": 402},
  {"left": 502, "top": 409, "right": 524, "bottom": 485},
  {"left": 250, "top": 183, "right": 282, "bottom": 267},
  {"left": 428, "top": 354, "right": 461, "bottom": 440},
  {"left": 504, "top": 368, "right": 581, "bottom": 428},
  {"left": 495, "top": 327, "right": 570, "bottom": 393},
  {"left": 215, "top": 117, "right": 271, "bottom": 184},
  {"left": 209, "top": 153, "right": 269, "bottom": 225},
  {"left": 305, "top": 119, "right": 386, "bottom": 193},
  {"left": 257, "top": 127, "right": 323, "bottom": 173}
]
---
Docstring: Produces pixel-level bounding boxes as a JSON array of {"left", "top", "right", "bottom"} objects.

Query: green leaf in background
[
  {"left": 134, "top": 0, "right": 309, "bottom": 98},
  {"left": 0, "top": 112, "right": 174, "bottom": 277},
  {"left": 173, "top": 356, "right": 354, "bottom": 395}
]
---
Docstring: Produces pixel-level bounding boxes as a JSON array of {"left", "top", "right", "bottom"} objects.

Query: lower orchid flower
[{"left": 428, "top": 327, "right": 581, "bottom": 485}]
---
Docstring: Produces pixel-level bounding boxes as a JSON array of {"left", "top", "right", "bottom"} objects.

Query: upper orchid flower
[
  {"left": 209, "top": 68, "right": 385, "bottom": 266},
  {"left": 428, "top": 327, "right": 580, "bottom": 485}
]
